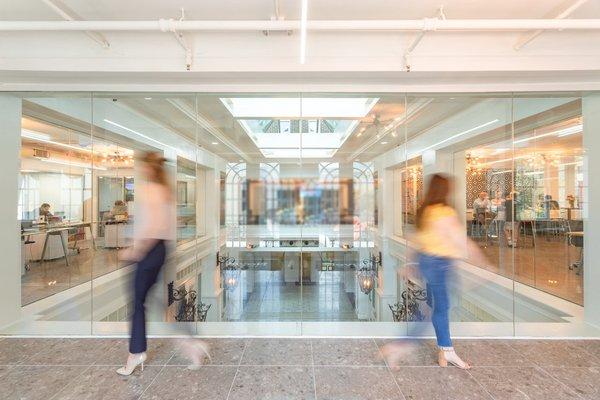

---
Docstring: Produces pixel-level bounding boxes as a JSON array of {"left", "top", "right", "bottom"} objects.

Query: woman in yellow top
[{"left": 414, "top": 174, "right": 485, "bottom": 369}]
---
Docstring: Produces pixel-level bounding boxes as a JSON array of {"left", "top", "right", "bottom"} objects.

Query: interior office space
[{"left": 0, "top": 91, "right": 598, "bottom": 339}]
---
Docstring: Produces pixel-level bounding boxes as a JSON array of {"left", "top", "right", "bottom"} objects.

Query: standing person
[
  {"left": 504, "top": 192, "right": 520, "bottom": 247},
  {"left": 382, "top": 174, "right": 486, "bottom": 369},
  {"left": 117, "top": 152, "right": 209, "bottom": 376}
]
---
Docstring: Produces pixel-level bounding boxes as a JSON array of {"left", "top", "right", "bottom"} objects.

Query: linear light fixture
[
  {"left": 490, "top": 170, "right": 513, "bottom": 175},
  {"left": 485, "top": 155, "right": 529, "bottom": 166},
  {"left": 300, "top": 0, "right": 308, "bottom": 64},
  {"left": 22, "top": 129, "right": 92, "bottom": 153},
  {"left": 39, "top": 157, "right": 107, "bottom": 171},
  {"left": 418, "top": 119, "right": 499, "bottom": 154},
  {"left": 103, "top": 119, "right": 170, "bottom": 149},
  {"left": 21, "top": 129, "right": 50, "bottom": 141},
  {"left": 560, "top": 161, "right": 583, "bottom": 166},
  {"left": 513, "top": 124, "right": 582, "bottom": 145}
]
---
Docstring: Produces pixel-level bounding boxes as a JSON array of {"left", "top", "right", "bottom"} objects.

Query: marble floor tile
[
  {"left": 392, "top": 366, "right": 493, "bottom": 400},
  {"left": 571, "top": 340, "right": 600, "bottom": 360},
  {"left": 375, "top": 339, "right": 438, "bottom": 367},
  {"left": 544, "top": 366, "right": 600, "bottom": 400},
  {"left": 168, "top": 338, "right": 247, "bottom": 366},
  {"left": 241, "top": 338, "right": 312, "bottom": 365},
  {"left": 53, "top": 365, "right": 161, "bottom": 400},
  {"left": 509, "top": 340, "right": 600, "bottom": 367},
  {"left": 0, "top": 365, "right": 84, "bottom": 400},
  {"left": 0, "top": 338, "right": 56, "bottom": 365},
  {"left": 25, "top": 339, "right": 118, "bottom": 365},
  {"left": 96, "top": 338, "right": 177, "bottom": 366},
  {"left": 452, "top": 340, "right": 533, "bottom": 366},
  {"left": 312, "top": 339, "right": 385, "bottom": 366},
  {"left": 229, "top": 366, "right": 315, "bottom": 400},
  {"left": 469, "top": 366, "right": 579, "bottom": 400},
  {"left": 314, "top": 366, "right": 402, "bottom": 400},
  {"left": 139, "top": 366, "right": 236, "bottom": 400}
]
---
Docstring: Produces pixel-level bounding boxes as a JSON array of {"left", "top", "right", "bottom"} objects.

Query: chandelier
[
  {"left": 101, "top": 151, "right": 134, "bottom": 166},
  {"left": 465, "top": 153, "right": 485, "bottom": 176}
]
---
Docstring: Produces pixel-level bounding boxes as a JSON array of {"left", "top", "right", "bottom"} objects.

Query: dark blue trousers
[{"left": 129, "top": 240, "right": 166, "bottom": 354}]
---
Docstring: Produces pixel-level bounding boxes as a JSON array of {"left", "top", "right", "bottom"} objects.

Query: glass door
[{"left": 405, "top": 93, "right": 514, "bottom": 338}]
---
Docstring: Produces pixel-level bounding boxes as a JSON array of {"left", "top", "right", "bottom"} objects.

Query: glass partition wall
[{"left": 2, "top": 91, "right": 596, "bottom": 337}]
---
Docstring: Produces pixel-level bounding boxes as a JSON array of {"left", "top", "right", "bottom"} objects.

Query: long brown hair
[
  {"left": 415, "top": 173, "right": 451, "bottom": 229},
  {"left": 142, "top": 152, "right": 170, "bottom": 189}
]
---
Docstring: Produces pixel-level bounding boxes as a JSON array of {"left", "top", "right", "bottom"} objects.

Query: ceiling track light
[{"left": 300, "top": 0, "right": 308, "bottom": 64}]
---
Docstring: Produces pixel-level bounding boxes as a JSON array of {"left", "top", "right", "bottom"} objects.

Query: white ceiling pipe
[{"left": 1, "top": 19, "right": 600, "bottom": 31}]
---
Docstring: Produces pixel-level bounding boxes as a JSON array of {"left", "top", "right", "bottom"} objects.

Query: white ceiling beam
[
  {"left": 2, "top": 18, "right": 600, "bottom": 32},
  {"left": 40, "top": 0, "right": 110, "bottom": 48},
  {"left": 514, "top": 0, "right": 590, "bottom": 51},
  {"left": 166, "top": 99, "right": 253, "bottom": 163}
]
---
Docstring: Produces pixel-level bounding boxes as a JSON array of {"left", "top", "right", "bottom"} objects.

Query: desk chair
[
  {"left": 520, "top": 220, "right": 536, "bottom": 248},
  {"left": 567, "top": 221, "right": 584, "bottom": 275},
  {"left": 22, "top": 237, "right": 35, "bottom": 272}
]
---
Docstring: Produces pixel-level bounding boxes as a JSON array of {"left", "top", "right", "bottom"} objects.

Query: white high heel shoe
[
  {"left": 116, "top": 352, "right": 147, "bottom": 376},
  {"left": 438, "top": 348, "right": 471, "bottom": 369}
]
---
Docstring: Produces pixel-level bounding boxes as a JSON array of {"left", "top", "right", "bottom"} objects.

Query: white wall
[
  {"left": 0, "top": 94, "right": 22, "bottom": 329},
  {"left": 583, "top": 94, "right": 600, "bottom": 327}
]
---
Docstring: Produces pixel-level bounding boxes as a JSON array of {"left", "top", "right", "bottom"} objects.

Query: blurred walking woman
[
  {"left": 415, "top": 174, "right": 484, "bottom": 369},
  {"left": 117, "top": 152, "right": 175, "bottom": 376}
]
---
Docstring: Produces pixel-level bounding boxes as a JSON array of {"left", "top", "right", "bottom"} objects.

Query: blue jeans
[
  {"left": 130, "top": 240, "right": 166, "bottom": 354},
  {"left": 418, "top": 253, "right": 453, "bottom": 348}
]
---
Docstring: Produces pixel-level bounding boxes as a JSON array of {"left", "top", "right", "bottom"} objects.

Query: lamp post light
[
  {"left": 218, "top": 253, "right": 241, "bottom": 291},
  {"left": 357, "top": 252, "right": 382, "bottom": 295},
  {"left": 357, "top": 267, "right": 376, "bottom": 294}
]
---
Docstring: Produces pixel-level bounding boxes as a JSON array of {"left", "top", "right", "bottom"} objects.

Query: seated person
[
  {"left": 543, "top": 194, "right": 560, "bottom": 218},
  {"left": 38, "top": 203, "right": 53, "bottom": 222},
  {"left": 504, "top": 192, "right": 520, "bottom": 247},
  {"left": 473, "top": 192, "right": 491, "bottom": 214},
  {"left": 472, "top": 192, "right": 491, "bottom": 236},
  {"left": 110, "top": 200, "right": 128, "bottom": 221}
]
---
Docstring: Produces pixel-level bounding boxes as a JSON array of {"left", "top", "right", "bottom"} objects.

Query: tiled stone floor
[{"left": 1, "top": 338, "right": 600, "bottom": 399}]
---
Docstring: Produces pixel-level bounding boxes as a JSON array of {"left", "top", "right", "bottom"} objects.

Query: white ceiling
[
  {"left": 2, "top": 0, "right": 599, "bottom": 20},
  {"left": 1, "top": 0, "right": 600, "bottom": 77}
]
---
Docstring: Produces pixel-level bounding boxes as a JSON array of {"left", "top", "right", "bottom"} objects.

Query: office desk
[
  {"left": 21, "top": 221, "right": 95, "bottom": 267},
  {"left": 104, "top": 221, "right": 132, "bottom": 248}
]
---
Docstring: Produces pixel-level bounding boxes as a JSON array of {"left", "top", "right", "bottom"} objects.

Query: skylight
[
  {"left": 220, "top": 97, "right": 378, "bottom": 118},
  {"left": 220, "top": 97, "right": 379, "bottom": 159}
]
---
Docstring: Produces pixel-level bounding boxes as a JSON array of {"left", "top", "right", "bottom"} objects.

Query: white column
[
  {"left": 583, "top": 94, "right": 600, "bottom": 326},
  {"left": 453, "top": 151, "right": 467, "bottom": 226},
  {"left": 0, "top": 94, "right": 21, "bottom": 330}
]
